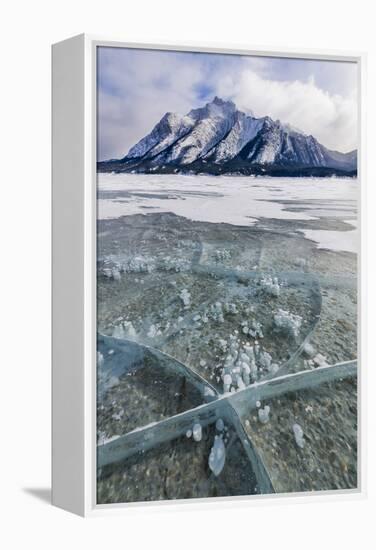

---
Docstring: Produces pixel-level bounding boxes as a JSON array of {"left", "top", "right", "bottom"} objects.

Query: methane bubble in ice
[
  {"left": 192, "top": 423, "right": 202, "bottom": 442},
  {"left": 208, "top": 435, "right": 226, "bottom": 476},
  {"left": 293, "top": 423, "right": 305, "bottom": 448}
]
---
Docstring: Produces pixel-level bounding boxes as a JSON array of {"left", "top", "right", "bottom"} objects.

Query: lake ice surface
[{"left": 97, "top": 173, "right": 358, "bottom": 254}]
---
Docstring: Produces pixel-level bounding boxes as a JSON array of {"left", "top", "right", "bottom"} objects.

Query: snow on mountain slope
[
  {"left": 151, "top": 97, "right": 238, "bottom": 165},
  {"left": 243, "top": 120, "right": 332, "bottom": 167},
  {"left": 127, "top": 112, "right": 194, "bottom": 159},
  {"left": 209, "top": 111, "right": 264, "bottom": 162}
]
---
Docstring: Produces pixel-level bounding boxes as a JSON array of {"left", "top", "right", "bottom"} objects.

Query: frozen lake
[{"left": 97, "top": 173, "right": 359, "bottom": 253}]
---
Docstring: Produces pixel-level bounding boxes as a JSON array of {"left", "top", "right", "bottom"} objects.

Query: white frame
[{"left": 52, "top": 33, "right": 366, "bottom": 517}]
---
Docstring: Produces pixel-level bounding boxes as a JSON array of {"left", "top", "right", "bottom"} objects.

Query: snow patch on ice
[
  {"left": 302, "top": 228, "right": 358, "bottom": 254},
  {"left": 98, "top": 174, "right": 357, "bottom": 255}
]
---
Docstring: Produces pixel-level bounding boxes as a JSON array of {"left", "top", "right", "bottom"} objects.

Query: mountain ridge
[{"left": 98, "top": 97, "right": 357, "bottom": 177}]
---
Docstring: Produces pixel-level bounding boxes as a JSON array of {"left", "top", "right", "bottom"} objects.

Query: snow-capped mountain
[{"left": 99, "top": 97, "right": 357, "bottom": 176}]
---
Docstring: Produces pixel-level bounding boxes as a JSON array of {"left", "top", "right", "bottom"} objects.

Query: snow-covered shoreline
[{"left": 97, "top": 173, "right": 358, "bottom": 253}]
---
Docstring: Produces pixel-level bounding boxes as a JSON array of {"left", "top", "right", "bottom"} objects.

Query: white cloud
[{"left": 217, "top": 66, "right": 358, "bottom": 153}]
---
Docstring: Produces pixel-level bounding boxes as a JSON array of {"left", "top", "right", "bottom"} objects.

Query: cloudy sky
[{"left": 97, "top": 46, "right": 358, "bottom": 161}]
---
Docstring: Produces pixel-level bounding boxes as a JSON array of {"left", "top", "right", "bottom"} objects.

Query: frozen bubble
[
  {"left": 215, "top": 249, "right": 231, "bottom": 262},
  {"left": 124, "top": 321, "right": 137, "bottom": 339},
  {"left": 269, "top": 363, "right": 280, "bottom": 375},
  {"left": 97, "top": 351, "right": 104, "bottom": 367},
  {"left": 223, "top": 373, "right": 232, "bottom": 393},
  {"left": 112, "top": 324, "right": 126, "bottom": 339},
  {"left": 303, "top": 342, "right": 315, "bottom": 357},
  {"left": 112, "top": 267, "right": 121, "bottom": 281},
  {"left": 260, "top": 276, "right": 280, "bottom": 297},
  {"left": 313, "top": 353, "right": 328, "bottom": 367},
  {"left": 224, "top": 302, "right": 237, "bottom": 315},
  {"left": 180, "top": 289, "right": 191, "bottom": 308},
  {"left": 259, "top": 350, "right": 272, "bottom": 370},
  {"left": 210, "top": 302, "right": 224, "bottom": 323},
  {"left": 147, "top": 324, "right": 158, "bottom": 338},
  {"left": 274, "top": 309, "right": 302, "bottom": 340},
  {"left": 112, "top": 409, "right": 124, "bottom": 421},
  {"left": 186, "top": 429, "right": 192, "bottom": 438},
  {"left": 293, "top": 423, "right": 305, "bottom": 448},
  {"left": 258, "top": 405, "right": 270, "bottom": 424},
  {"left": 208, "top": 435, "right": 226, "bottom": 476},
  {"left": 236, "top": 375, "right": 246, "bottom": 390},
  {"left": 216, "top": 418, "right": 225, "bottom": 432},
  {"left": 218, "top": 338, "right": 228, "bottom": 352},
  {"left": 192, "top": 423, "right": 202, "bottom": 442}
]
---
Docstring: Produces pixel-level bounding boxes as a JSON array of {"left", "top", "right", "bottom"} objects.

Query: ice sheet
[{"left": 97, "top": 173, "right": 358, "bottom": 253}]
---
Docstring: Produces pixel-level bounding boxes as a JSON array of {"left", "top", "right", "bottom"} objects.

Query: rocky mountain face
[{"left": 98, "top": 97, "right": 357, "bottom": 176}]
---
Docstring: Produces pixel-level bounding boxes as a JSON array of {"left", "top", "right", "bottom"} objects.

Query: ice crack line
[{"left": 98, "top": 359, "right": 357, "bottom": 492}]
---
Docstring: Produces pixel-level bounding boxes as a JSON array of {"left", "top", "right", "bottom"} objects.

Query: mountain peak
[
  {"left": 188, "top": 96, "right": 236, "bottom": 122},
  {"left": 212, "top": 96, "right": 234, "bottom": 107},
  {"left": 209, "top": 96, "right": 236, "bottom": 112},
  {"left": 107, "top": 97, "right": 357, "bottom": 176}
]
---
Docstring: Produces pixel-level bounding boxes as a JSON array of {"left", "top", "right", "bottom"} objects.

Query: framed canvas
[{"left": 52, "top": 34, "right": 365, "bottom": 516}]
